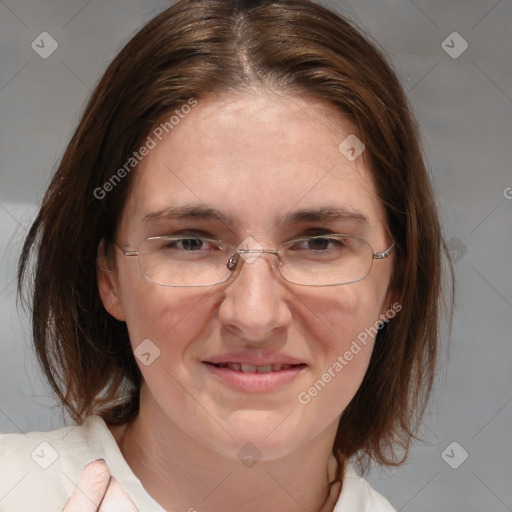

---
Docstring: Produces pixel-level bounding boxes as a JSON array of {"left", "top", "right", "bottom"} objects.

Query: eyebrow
[
  {"left": 282, "top": 206, "right": 369, "bottom": 226},
  {"left": 143, "top": 205, "right": 230, "bottom": 223},
  {"left": 142, "top": 204, "right": 369, "bottom": 227}
]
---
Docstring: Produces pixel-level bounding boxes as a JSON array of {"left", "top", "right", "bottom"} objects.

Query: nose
[{"left": 218, "top": 251, "right": 293, "bottom": 342}]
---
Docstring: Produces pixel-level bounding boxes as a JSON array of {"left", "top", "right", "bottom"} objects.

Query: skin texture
[{"left": 97, "top": 90, "right": 397, "bottom": 512}]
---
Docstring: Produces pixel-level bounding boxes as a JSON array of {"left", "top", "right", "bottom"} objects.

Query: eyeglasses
[{"left": 116, "top": 234, "right": 394, "bottom": 287}]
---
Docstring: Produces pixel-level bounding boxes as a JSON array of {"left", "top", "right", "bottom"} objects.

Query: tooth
[
  {"left": 271, "top": 364, "right": 283, "bottom": 371},
  {"left": 227, "top": 362, "right": 241, "bottom": 371},
  {"left": 257, "top": 365, "right": 272, "bottom": 374},
  {"left": 241, "top": 364, "right": 257, "bottom": 373}
]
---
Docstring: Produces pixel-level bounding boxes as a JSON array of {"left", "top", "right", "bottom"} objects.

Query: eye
[
  {"left": 161, "top": 236, "right": 223, "bottom": 252},
  {"left": 166, "top": 237, "right": 206, "bottom": 251},
  {"left": 288, "top": 236, "right": 346, "bottom": 252}
]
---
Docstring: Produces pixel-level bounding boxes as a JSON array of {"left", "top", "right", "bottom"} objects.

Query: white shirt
[{"left": 0, "top": 416, "right": 396, "bottom": 511}]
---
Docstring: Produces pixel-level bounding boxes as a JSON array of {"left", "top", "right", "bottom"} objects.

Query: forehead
[{"left": 121, "top": 90, "right": 387, "bottom": 237}]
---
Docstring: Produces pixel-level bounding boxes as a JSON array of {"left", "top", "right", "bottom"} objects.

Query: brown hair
[{"left": 18, "top": 0, "right": 453, "bottom": 477}]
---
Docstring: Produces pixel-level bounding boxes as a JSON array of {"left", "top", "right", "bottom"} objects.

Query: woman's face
[{"left": 100, "top": 91, "right": 396, "bottom": 460}]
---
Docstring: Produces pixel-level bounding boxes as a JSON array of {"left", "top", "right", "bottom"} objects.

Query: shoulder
[
  {"left": 333, "top": 462, "right": 397, "bottom": 512},
  {"left": 0, "top": 416, "right": 113, "bottom": 511}
]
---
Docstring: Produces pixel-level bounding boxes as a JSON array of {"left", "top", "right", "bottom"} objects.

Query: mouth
[
  {"left": 204, "top": 362, "right": 307, "bottom": 373},
  {"left": 202, "top": 361, "right": 307, "bottom": 392}
]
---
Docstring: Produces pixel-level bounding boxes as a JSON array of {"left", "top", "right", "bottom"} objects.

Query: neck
[{"left": 110, "top": 388, "right": 343, "bottom": 512}]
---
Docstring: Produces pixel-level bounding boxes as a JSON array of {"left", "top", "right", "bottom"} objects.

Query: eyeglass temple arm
[
  {"left": 108, "top": 241, "right": 138, "bottom": 257},
  {"left": 373, "top": 241, "right": 395, "bottom": 260},
  {"left": 96, "top": 241, "right": 135, "bottom": 272}
]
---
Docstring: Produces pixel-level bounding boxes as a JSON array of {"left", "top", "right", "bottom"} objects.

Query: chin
[
  {"left": 212, "top": 411, "right": 305, "bottom": 461},
  {"left": 210, "top": 435, "right": 299, "bottom": 463}
]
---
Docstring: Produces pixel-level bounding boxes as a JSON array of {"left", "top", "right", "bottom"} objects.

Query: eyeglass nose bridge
[{"left": 227, "top": 248, "right": 281, "bottom": 272}]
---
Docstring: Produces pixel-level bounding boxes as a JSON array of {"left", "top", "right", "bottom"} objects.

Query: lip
[
  {"left": 204, "top": 351, "right": 306, "bottom": 366},
  {"left": 203, "top": 362, "right": 307, "bottom": 392}
]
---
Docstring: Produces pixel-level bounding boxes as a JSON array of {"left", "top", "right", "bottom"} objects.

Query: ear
[{"left": 97, "top": 239, "right": 127, "bottom": 322}]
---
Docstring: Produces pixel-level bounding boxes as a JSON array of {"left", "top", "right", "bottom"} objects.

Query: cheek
[
  {"left": 324, "top": 290, "right": 378, "bottom": 382},
  {"left": 300, "top": 282, "right": 383, "bottom": 354},
  {"left": 117, "top": 274, "right": 213, "bottom": 361},
  {"left": 295, "top": 284, "right": 384, "bottom": 412}
]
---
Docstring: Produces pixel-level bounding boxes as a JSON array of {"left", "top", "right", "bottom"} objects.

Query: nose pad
[
  {"left": 227, "top": 253, "right": 239, "bottom": 271},
  {"left": 227, "top": 236, "right": 278, "bottom": 275}
]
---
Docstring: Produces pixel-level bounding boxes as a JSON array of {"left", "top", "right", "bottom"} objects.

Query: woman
[{"left": 1, "top": 0, "right": 453, "bottom": 510}]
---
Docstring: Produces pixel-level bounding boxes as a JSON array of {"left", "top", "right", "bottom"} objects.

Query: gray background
[{"left": 0, "top": 0, "right": 511, "bottom": 510}]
